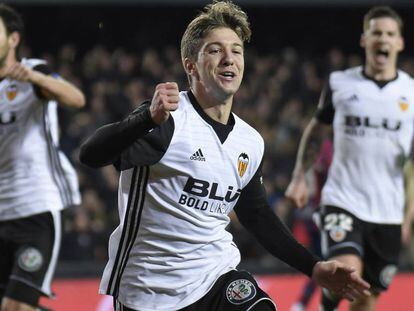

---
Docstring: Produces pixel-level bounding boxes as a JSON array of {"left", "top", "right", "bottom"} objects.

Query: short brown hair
[
  {"left": 363, "top": 6, "right": 403, "bottom": 33},
  {"left": 180, "top": 0, "right": 251, "bottom": 65}
]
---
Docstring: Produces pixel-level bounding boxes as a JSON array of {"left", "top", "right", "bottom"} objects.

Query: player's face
[
  {"left": 361, "top": 17, "right": 404, "bottom": 74},
  {"left": 193, "top": 27, "right": 244, "bottom": 101},
  {"left": 0, "top": 18, "right": 12, "bottom": 68}
]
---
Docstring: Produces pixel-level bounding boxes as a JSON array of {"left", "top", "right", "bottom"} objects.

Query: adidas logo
[
  {"left": 347, "top": 94, "right": 359, "bottom": 102},
  {"left": 190, "top": 148, "right": 206, "bottom": 161}
]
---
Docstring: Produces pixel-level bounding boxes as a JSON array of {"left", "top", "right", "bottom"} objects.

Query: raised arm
[
  {"left": 79, "top": 82, "right": 179, "bottom": 168},
  {"left": 5, "top": 61, "right": 85, "bottom": 109},
  {"left": 79, "top": 103, "right": 157, "bottom": 168}
]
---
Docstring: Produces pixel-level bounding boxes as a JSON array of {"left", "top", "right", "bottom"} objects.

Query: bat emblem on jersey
[
  {"left": 237, "top": 153, "right": 249, "bottom": 177},
  {"left": 398, "top": 97, "right": 409, "bottom": 112},
  {"left": 6, "top": 84, "right": 18, "bottom": 101}
]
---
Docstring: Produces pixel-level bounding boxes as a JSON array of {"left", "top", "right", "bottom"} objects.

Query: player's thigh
[
  {"left": 114, "top": 271, "right": 278, "bottom": 311},
  {"left": 0, "top": 222, "right": 14, "bottom": 301},
  {"left": 363, "top": 223, "right": 401, "bottom": 293},
  {"left": 181, "top": 270, "right": 277, "bottom": 311},
  {"left": 4, "top": 211, "right": 60, "bottom": 308},
  {"left": 320, "top": 205, "right": 364, "bottom": 263},
  {"left": 1, "top": 296, "right": 37, "bottom": 311}
]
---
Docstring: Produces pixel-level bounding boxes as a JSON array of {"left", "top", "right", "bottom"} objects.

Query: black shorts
[
  {"left": 320, "top": 205, "right": 401, "bottom": 292},
  {"left": 0, "top": 211, "right": 61, "bottom": 307},
  {"left": 114, "top": 270, "right": 277, "bottom": 311}
]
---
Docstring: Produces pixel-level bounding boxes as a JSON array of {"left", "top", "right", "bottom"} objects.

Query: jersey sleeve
[
  {"left": 315, "top": 83, "right": 334, "bottom": 124},
  {"left": 234, "top": 160, "right": 320, "bottom": 277},
  {"left": 32, "top": 63, "right": 53, "bottom": 100},
  {"left": 115, "top": 110, "right": 174, "bottom": 170},
  {"left": 79, "top": 102, "right": 174, "bottom": 170}
]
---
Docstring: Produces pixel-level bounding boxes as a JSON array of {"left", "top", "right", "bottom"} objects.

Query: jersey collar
[
  {"left": 187, "top": 90, "right": 235, "bottom": 144},
  {"left": 361, "top": 67, "right": 398, "bottom": 89}
]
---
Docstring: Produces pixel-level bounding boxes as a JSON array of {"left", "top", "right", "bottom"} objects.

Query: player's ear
[
  {"left": 360, "top": 33, "right": 366, "bottom": 49},
  {"left": 184, "top": 58, "right": 199, "bottom": 81},
  {"left": 8, "top": 31, "right": 20, "bottom": 50},
  {"left": 397, "top": 35, "right": 404, "bottom": 52}
]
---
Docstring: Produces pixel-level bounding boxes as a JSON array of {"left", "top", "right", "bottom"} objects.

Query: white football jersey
[
  {"left": 320, "top": 66, "right": 414, "bottom": 224},
  {"left": 0, "top": 58, "right": 80, "bottom": 220},
  {"left": 100, "top": 91, "right": 264, "bottom": 310}
]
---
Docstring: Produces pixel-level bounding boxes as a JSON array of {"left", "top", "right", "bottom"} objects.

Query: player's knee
[{"left": 1, "top": 298, "right": 37, "bottom": 311}]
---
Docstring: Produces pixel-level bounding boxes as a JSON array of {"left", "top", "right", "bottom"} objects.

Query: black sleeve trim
[
  {"left": 79, "top": 102, "right": 158, "bottom": 168},
  {"left": 234, "top": 163, "right": 320, "bottom": 277},
  {"left": 315, "top": 84, "right": 334, "bottom": 125},
  {"left": 32, "top": 64, "right": 52, "bottom": 100},
  {"left": 33, "top": 64, "right": 52, "bottom": 75}
]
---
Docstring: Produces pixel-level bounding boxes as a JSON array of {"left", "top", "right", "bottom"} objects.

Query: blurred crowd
[{"left": 22, "top": 42, "right": 414, "bottom": 271}]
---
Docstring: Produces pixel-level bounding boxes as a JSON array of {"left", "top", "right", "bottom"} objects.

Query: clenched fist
[
  {"left": 5, "top": 62, "right": 33, "bottom": 82},
  {"left": 150, "top": 82, "right": 179, "bottom": 125}
]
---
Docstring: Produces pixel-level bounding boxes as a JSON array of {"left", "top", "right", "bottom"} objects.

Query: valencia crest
[{"left": 237, "top": 153, "right": 249, "bottom": 177}]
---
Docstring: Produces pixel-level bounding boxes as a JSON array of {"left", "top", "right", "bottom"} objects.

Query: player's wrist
[
  {"left": 292, "top": 167, "right": 305, "bottom": 180},
  {"left": 27, "top": 69, "right": 43, "bottom": 84}
]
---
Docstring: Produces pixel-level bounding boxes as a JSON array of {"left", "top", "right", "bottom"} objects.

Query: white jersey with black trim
[
  {"left": 321, "top": 66, "right": 414, "bottom": 224},
  {"left": 0, "top": 58, "right": 80, "bottom": 221},
  {"left": 99, "top": 92, "right": 265, "bottom": 311}
]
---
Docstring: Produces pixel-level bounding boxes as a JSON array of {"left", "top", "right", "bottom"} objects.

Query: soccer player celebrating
[
  {"left": 286, "top": 6, "right": 414, "bottom": 311},
  {"left": 0, "top": 4, "right": 85, "bottom": 311},
  {"left": 80, "top": 1, "right": 370, "bottom": 310}
]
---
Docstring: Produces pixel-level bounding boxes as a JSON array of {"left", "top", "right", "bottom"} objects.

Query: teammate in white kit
[
  {"left": 80, "top": 1, "right": 370, "bottom": 311},
  {"left": 0, "top": 4, "right": 85, "bottom": 311},
  {"left": 286, "top": 6, "right": 414, "bottom": 311}
]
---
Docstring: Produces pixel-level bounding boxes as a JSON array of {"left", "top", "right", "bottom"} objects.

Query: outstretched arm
[
  {"left": 312, "top": 261, "right": 370, "bottom": 301},
  {"left": 234, "top": 165, "right": 370, "bottom": 301}
]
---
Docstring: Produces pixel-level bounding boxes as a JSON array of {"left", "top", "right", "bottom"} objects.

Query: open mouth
[
  {"left": 220, "top": 71, "right": 236, "bottom": 78},
  {"left": 374, "top": 49, "right": 390, "bottom": 65},
  {"left": 376, "top": 49, "right": 389, "bottom": 58}
]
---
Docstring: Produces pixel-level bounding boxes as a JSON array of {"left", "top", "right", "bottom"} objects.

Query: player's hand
[
  {"left": 285, "top": 172, "right": 309, "bottom": 208},
  {"left": 150, "top": 82, "right": 179, "bottom": 124},
  {"left": 311, "top": 261, "right": 371, "bottom": 302},
  {"left": 5, "top": 62, "right": 33, "bottom": 82}
]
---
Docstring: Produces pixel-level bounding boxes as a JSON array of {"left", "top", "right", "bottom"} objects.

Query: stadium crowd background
[{"left": 11, "top": 2, "right": 414, "bottom": 277}]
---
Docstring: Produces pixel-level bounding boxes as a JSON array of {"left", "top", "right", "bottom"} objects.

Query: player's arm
[
  {"left": 285, "top": 85, "right": 333, "bottom": 208},
  {"left": 79, "top": 82, "right": 179, "bottom": 168},
  {"left": 5, "top": 62, "right": 85, "bottom": 109},
  {"left": 403, "top": 159, "right": 414, "bottom": 245},
  {"left": 234, "top": 164, "right": 370, "bottom": 301},
  {"left": 235, "top": 163, "right": 320, "bottom": 276}
]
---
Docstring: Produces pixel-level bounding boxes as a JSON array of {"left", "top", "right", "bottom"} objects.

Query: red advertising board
[{"left": 41, "top": 273, "right": 414, "bottom": 310}]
